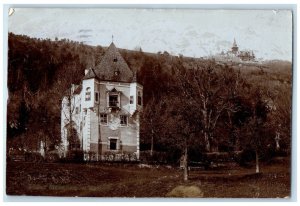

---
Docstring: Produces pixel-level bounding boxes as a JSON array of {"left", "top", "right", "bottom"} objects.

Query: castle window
[
  {"left": 100, "top": 113, "right": 107, "bottom": 124},
  {"left": 75, "top": 107, "right": 79, "bottom": 114},
  {"left": 109, "top": 139, "right": 117, "bottom": 150},
  {"left": 95, "top": 92, "right": 99, "bottom": 102},
  {"left": 113, "top": 58, "right": 118, "bottom": 62},
  {"left": 120, "top": 115, "right": 128, "bottom": 126},
  {"left": 109, "top": 94, "right": 119, "bottom": 107},
  {"left": 107, "top": 88, "right": 121, "bottom": 109},
  {"left": 138, "top": 91, "right": 142, "bottom": 106},
  {"left": 130, "top": 96, "right": 134, "bottom": 104},
  {"left": 85, "top": 87, "right": 91, "bottom": 101}
]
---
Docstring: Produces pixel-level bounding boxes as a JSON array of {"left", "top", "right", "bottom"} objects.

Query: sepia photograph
[{"left": 5, "top": 6, "right": 293, "bottom": 199}]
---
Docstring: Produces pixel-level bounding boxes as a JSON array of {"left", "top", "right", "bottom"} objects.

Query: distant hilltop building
[
  {"left": 214, "top": 38, "right": 256, "bottom": 63},
  {"left": 60, "top": 42, "right": 143, "bottom": 161}
]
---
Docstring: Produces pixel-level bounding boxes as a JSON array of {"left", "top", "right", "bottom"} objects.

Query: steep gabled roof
[
  {"left": 83, "top": 68, "right": 99, "bottom": 80},
  {"left": 110, "top": 88, "right": 118, "bottom": 92},
  {"left": 94, "top": 42, "right": 134, "bottom": 82}
]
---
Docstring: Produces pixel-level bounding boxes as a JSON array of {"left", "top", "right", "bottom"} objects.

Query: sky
[{"left": 8, "top": 8, "right": 293, "bottom": 61}]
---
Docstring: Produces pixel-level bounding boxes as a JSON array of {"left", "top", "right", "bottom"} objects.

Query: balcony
[
  {"left": 108, "top": 94, "right": 120, "bottom": 111},
  {"left": 107, "top": 88, "right": 121, "bottom": 111},
  {"left": 108, "top": 100, "right": 120, "bottom": 108}
]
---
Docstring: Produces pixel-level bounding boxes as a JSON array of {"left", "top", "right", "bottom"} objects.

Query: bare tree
[
  {"left": 140, "top": 95, "right": 165, "bottom": 156},
  {"left": 268, "top": 84, "right": 292, "bottom": 153},
  {"left": 173, "top": 60, "right": 241, "bottom": 152},
  {"left": 240, "top": 88, "right": 271, "bottom": 173},
  {"left": 156, "top": 60, "right": 244, "bottom": 180},
  {"left": 160, "top": 94, "right": 202, "bottom": 181},
  {"left": 48, "top": 63, "right": 83, "bottom": 153}
]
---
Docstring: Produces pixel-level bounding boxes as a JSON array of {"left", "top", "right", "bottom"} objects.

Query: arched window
[{"left": 85, "top": 87, "right": 91, "bottom": 101}]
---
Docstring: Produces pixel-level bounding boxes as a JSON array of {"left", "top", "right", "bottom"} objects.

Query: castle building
[
  {"left": 215, "top": 38, "right": 255, "bottom": 63},
  {"left": 60, "top": 42, "right": 143, "bottom": 161}
]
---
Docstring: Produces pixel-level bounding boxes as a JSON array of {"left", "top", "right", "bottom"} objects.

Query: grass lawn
[{"left": 6, "top": 159, "right": 291, "bottom": 198}]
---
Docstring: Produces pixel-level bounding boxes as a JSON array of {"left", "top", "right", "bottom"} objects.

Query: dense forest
[{"left": 7, "top": 33, "right": 292, "bottom": 168}]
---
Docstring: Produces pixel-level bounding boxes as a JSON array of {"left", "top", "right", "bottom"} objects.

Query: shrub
[
  {"left": 24, "top": 152, "right": 44, "bottom": 162},
  {"left": 140, "top": 151, "right": 170, "bottom": 164},
  {"left": 65, "top": 150, "right": 84, "bottom": 163},
  {"left": 45, "top": 152, "right": 59, "bottom": 163}
]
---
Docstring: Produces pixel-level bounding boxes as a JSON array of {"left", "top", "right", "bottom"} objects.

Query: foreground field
[{"left": 6, "top": 160, "right": 290, "bottom": 198}]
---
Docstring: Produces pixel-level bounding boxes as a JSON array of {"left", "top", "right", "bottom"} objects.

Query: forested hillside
[
  {"left": 7, "top": 33, "right": 292, "bottom": 163},
  {"left": 7, "top": 33, "right": 104, "bottom": 150}
]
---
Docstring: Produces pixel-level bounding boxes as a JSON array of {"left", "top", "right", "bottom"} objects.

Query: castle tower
[
  {"left": 61, "top": 41, "right": 143, "bottom": 161},
  {"left": 231, "top": 38, "right": 239, "bottom": 55}
]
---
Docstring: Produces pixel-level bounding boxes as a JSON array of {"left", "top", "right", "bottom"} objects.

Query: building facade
[{"left": 61, "top": 42, "right": 143, "bottom": 160}]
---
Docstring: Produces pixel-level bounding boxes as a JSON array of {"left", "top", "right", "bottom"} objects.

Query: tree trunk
[
  {"left": 255, "top": 149, "right": 260, "bottom": 173},
  {"left": 68, "top": 89, "right": 72, "bottom": 151},
  {"left": 183, "top": 145, "right": 188, "bottom": 181},
  {"left": 204, "top": 132, "right": 210, "bottom": 152},
  {"left": 68, "top": 87, "right": 74, "bottom": 151},
  {"left": 150, "top": 128, "right": 154, "bottom": 156}
]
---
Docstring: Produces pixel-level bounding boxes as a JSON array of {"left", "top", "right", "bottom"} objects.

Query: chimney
[{"left": 85, "top": 68, "right": 89, "bottom": 75}]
